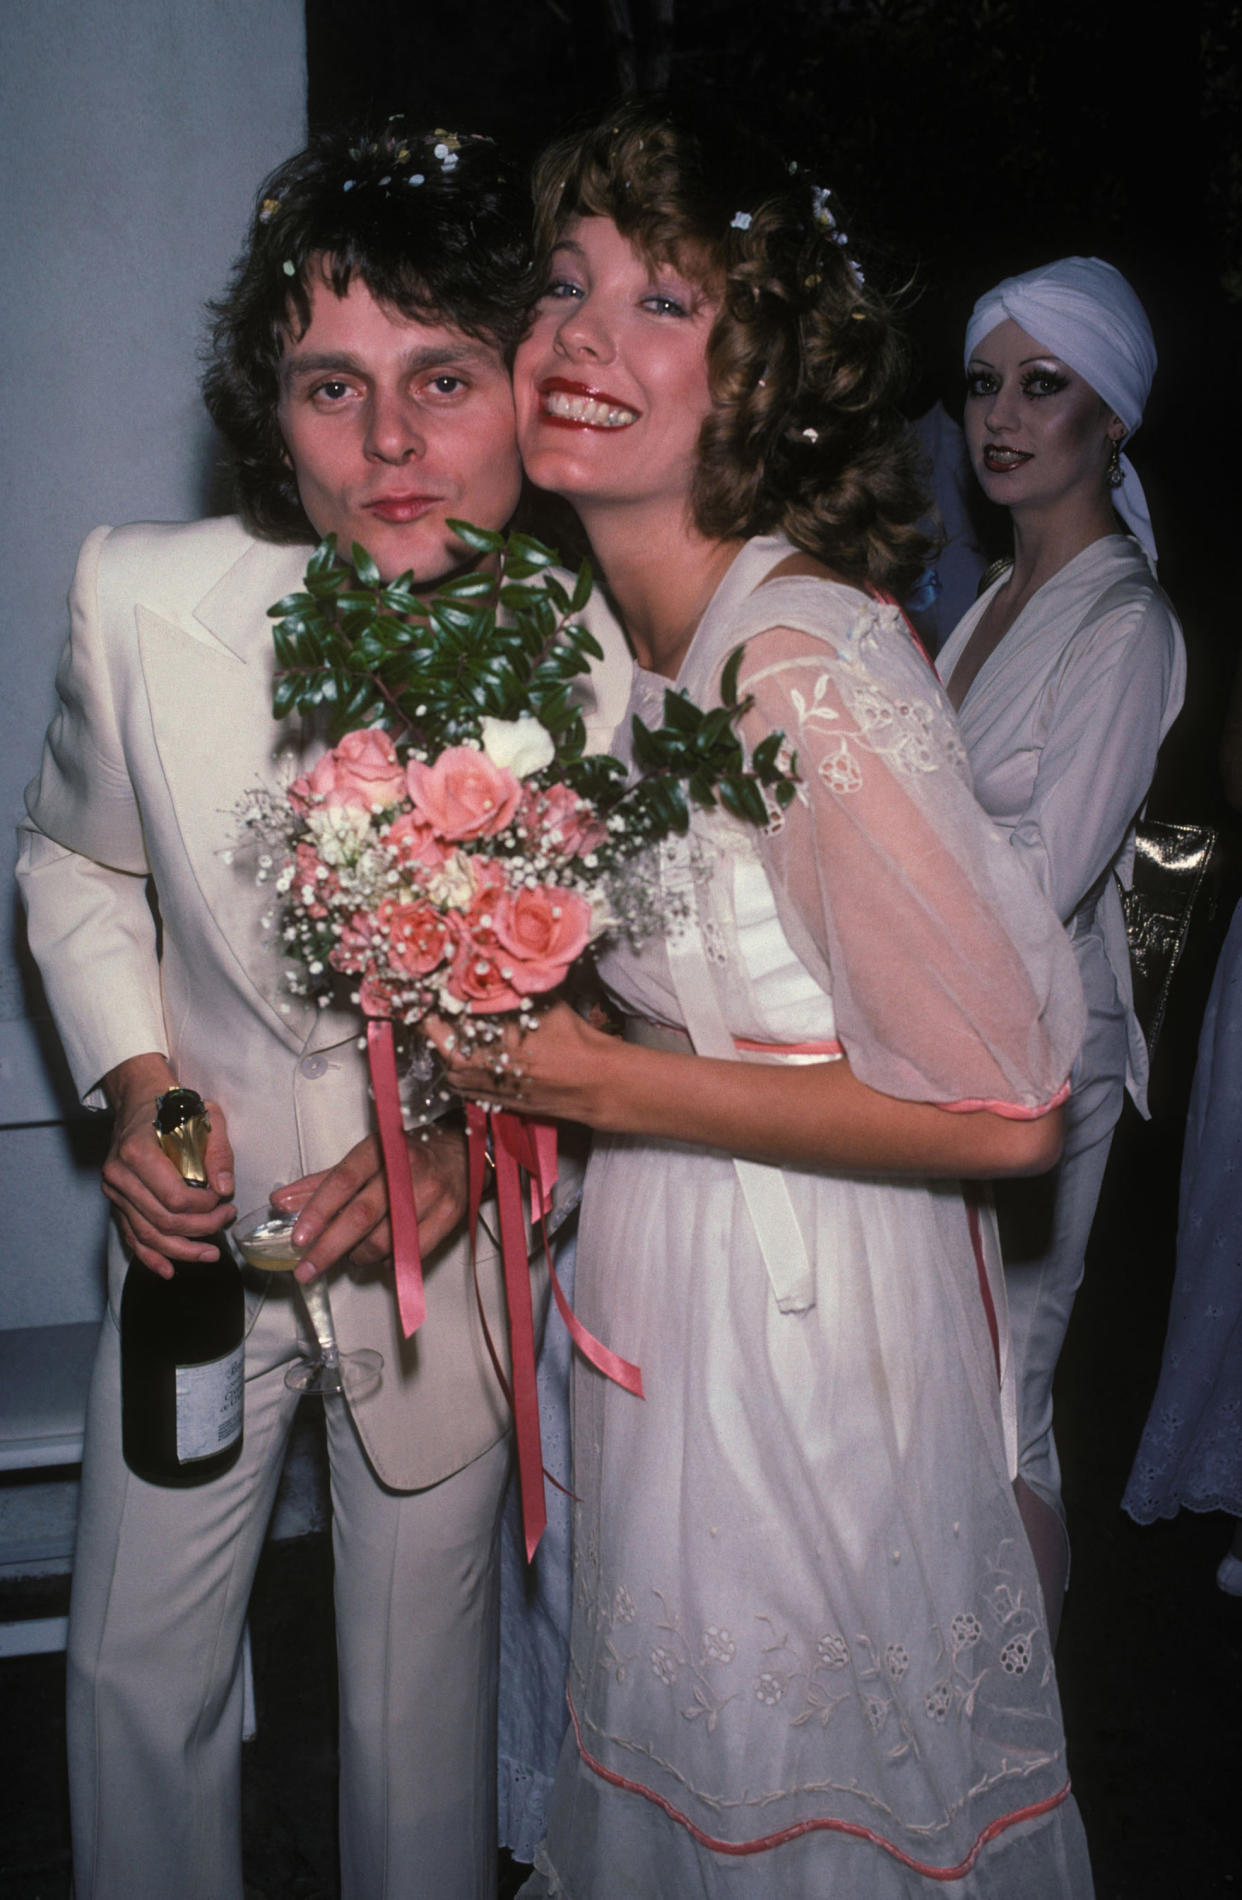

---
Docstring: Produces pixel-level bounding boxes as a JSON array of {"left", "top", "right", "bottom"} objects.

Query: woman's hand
[{"left": 426, "top": 1001, "right": 620, "bottom": 1128}]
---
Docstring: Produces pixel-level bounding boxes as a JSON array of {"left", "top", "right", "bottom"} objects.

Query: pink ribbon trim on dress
[
  {"left": 939, "top": 1077, "right": 1071, "bottom": 1120},
  {"left": 566, "top": 1688, "right": 1072, "bottom": 1876},
  {"left": 366, "top": 1019, "right": 425, "bottom": 1338}
]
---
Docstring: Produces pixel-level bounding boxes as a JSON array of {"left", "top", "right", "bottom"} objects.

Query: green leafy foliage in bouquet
[{"left": 267, "top": 524, "right": 797, "bottom": 860}]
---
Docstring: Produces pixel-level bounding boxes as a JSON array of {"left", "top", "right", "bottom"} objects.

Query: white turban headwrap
[{"left": 964, "top": 256, "right": 1158, "bottom": 562}]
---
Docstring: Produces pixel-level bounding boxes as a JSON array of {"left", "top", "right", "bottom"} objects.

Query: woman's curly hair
[
  {"left": 531, "top": 100, "right": 931, "bottom": 598},
  {"left": 203, "top": 121, "right": 534, "bottom": 542}
]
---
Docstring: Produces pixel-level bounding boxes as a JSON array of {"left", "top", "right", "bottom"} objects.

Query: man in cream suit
[{"left": 17, "top": 124, "right": 628, "bottom": 1900}]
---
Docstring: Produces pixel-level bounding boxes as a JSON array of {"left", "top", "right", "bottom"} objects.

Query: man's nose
[{"left": 366, "top": 390, "right": 427, "bottom": 462}]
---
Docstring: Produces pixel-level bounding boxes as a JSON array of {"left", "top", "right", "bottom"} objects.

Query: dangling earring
[{"left": 1107, "top": 435, "right": 1125, "bottom": 488}]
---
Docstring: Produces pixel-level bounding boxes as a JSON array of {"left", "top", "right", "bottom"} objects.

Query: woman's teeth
[{"left": 544, "top": 390, "right": 637, "bottom": 427}]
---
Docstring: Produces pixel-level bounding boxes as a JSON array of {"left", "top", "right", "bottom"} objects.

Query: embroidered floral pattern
[
  {"left": 1000, "top": 1633, "right": 1033, "bottom": 1676},
  {"left": 574, "top": 1546, "right": 1054, "bottom": 1823},
  {"left": 650, "top": 1645, "right": 680, "bottom": 1685},
  {"left": 885, "top": 1643, "right": 910, "bottom": 1682},
  {"left": 951, "top": 1611, "right": 983, "bottom": 1652},
  {"left": 924, "top": 1679, "right": 954, "bottom": 1722}
]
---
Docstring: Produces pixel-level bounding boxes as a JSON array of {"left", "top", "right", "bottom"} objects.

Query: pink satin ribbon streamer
[
  {"left": 465, "top": 1101, "right": 642, "bottom": 1560},
  {"left": 366, "top": 1019, "right": 426, "bottom": 1338}
]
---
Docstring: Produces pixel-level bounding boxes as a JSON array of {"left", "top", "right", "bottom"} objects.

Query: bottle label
[{"left": 175, "top": 1344, "right": 244, "bottom": 1465}]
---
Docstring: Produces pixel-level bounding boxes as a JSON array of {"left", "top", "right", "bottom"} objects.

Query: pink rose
[
  {"left": 329, "top": 911, "right": 375, "bottom": 976},
  {"left": 291, "top": 729, "right": 407, "bottom": 814},
  {"left": 445, "top": 860, "right": 524, "bottom": 1013},
  {"left": 406, "top": 745, "right": 520, "bottom": 842},
  {"left": 521, "top": 782, "right": 607, "bottom": 861},
  {"left": 358, "top": 975, "right": 397, "bottom": 1019},
  {"left": 493, "top": 883, "right": 592, "bottom": 995},
  {"left": 383, "top": 809, "right": 447, "bottom": 871},
  {"left": 377, "top": 898, "right": 450, "bottom": 978}
]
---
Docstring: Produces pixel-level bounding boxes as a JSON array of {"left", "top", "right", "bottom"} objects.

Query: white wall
[{"left": 1, "top": 0, "right": 306, "bottom": 1326}]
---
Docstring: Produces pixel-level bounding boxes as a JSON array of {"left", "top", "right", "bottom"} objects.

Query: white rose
[
  {"left": 305, "top": 803, "right": 373, "bottom": 865},
  {"left": 586, "top": 887, "right": 616, "bottom": 939},
  {"left": 479, "top": 714, "right": 555, "bottom": 780},
  {"left": 424, "top": 850, "right": 476, "bottom": 910}
]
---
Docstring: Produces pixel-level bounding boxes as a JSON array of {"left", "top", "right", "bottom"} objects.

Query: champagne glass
[{"left": 232, "top": 1207, "right": 382, "bottom": 1400}]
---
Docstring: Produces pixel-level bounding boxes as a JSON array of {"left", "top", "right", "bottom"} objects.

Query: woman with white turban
[{"left": 935, "top": 258, "right": 1186, "bottom": 1637}]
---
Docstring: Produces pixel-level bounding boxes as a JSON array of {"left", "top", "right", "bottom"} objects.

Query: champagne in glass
[{"left": 232, "top": 1208, "right": 381, "bottom": 1400}]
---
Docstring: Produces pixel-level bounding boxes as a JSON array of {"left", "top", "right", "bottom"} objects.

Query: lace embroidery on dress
[
  {"left": 572, "top": 1540, "right": 1062, "bottom": 1837},
  {"left": 743, "top": 600, "right": 968, "bottom": 806}
]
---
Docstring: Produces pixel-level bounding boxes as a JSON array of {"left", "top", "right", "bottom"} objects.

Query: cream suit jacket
[{"left": 17, "top": 514, "right": 633, "bottom": 1491}]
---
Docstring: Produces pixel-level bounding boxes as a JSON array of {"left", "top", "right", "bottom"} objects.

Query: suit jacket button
[{"left": 300, "top": 1054, "right": 328, "bottom": 1079}]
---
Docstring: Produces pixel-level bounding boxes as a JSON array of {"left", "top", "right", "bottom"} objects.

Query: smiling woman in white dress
[
  {"left": 437, "top": 104, "right": 1093, "bottom": 1896},
  {"left": 935, "top": 260, "right": 1186, "bottom": 1640}
]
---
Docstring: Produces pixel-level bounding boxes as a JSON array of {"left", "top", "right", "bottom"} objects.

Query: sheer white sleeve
[{"left": 725, "top": 586, "right": 1084, "bottom": 1113}]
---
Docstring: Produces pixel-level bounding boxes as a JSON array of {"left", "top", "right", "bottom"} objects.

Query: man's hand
[
  {"left": 270, "top": 1124, "right": 468, "bottom": 1283},
  {"left": 101, "top": 1053, "right": 236, "bottom": 1278}
]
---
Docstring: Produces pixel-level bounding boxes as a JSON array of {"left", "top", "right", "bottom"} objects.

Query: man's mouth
[
  {"left": 363, "top": 494, "right": 444, "bottom": 523},
  {"left": 539, "top": 378, "right": 638, "bottom": 429}
]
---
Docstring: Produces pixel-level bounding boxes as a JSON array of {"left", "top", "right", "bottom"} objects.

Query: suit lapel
[{"left": 138, "top": 535, "right": 332, "bottom": 1050}]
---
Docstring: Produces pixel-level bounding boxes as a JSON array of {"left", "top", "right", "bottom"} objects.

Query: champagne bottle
[{"left": 120, "top": 1087, "right": 245, "bottom": 1485}]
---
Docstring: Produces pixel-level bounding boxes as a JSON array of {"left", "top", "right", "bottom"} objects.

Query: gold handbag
[{"left": 1120, "top": 818, "right": 1217, "bottom": 1053}]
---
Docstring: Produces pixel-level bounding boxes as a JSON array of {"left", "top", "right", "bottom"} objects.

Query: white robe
[{"left": 935, "top": 533, "right": 1186, "bottom": 1507}]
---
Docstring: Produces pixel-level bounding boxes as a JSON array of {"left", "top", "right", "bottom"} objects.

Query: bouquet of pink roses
[
  {"left": 263, "top": 522, "right": 793, "bottom": 1061},
  {"left": 283, "top": 720, "right": 603, "bottom": 1037}
]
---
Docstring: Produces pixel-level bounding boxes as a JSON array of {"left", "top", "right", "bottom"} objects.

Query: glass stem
[{"left": 297, "top": 1276, "right": 341, "bottom": 1370}]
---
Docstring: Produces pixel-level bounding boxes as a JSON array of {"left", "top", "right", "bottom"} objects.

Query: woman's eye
[
  {"left": 964, "top": 371, "right": 996, "bottom": 399},
  {"left": 644, "top": 293, "right": 688, "bottom": 317},
  {"left": 1022, "top": 370, "right": 1069, "bottom": 398},
  {"left": 545, "top": 278, "right": 583, "bottom": 302}
]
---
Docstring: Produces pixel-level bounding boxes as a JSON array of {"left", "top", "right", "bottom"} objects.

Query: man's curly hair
[{"left": 203, "top": 121, "right": 534, "bottom": 542}]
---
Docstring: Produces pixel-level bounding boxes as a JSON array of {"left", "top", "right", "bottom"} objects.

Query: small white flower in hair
[
  {"left": 802, "top": 427, "right": 820, "bottom": 443},
  {"left": 731, "top": 211, "right": 752, "bottom": 230},
  {"left": 811, "top": 185, "right": 837, "bottom": 231}
]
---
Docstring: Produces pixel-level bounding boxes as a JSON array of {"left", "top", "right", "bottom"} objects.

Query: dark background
[{"left": 306, "top": 0, "right": 1242, "bottom": 820}]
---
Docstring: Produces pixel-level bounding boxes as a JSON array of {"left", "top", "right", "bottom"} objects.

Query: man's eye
[
  {"left": 427, "top": 374, "right": 466, "bottom": 395},
  {"left": 313, "top": 379, "right": 351, "bottom": 401}
]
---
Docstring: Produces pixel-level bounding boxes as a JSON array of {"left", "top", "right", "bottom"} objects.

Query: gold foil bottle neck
[{"left": 153, "top": 1086, "right": 211, "bottom": 1188}]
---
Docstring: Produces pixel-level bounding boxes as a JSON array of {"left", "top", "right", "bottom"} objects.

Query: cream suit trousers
[{"left": 67, "top": 1283, "right": 510, "bottom": 1900}]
